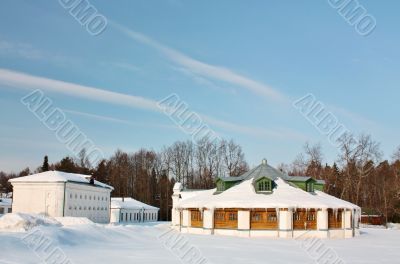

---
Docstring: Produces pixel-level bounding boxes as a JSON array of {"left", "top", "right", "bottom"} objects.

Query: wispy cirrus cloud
[
  {"left": 109, "top": 22, "right": 380, "bottom": 133},
  {"left": 64, "top": 109, "right": 178, "bottom": 130},
  {"left": 0, "top": 68, "right": 304, "bottom": 140},
  {"left": 110, "top": 21, "right": 288, "bottom": 103},
  {"left": 0, "top": 39, "right": 79, "bottom": 65},
  {"left": 111, "top": 62, "right": 141, "bottom": 73}
]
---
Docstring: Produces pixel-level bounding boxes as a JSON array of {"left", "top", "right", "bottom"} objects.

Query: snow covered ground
[{"left": 0, "top": 214, "right": 399, "bottom": 264}]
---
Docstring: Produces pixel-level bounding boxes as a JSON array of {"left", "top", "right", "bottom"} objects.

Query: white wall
[
  {"left": 64, "top": 182, "right": 111, "bottom": 223},
  {"left": 11, "top": 182, "right": 112, "bottom": 223},
  {"left": 0, "top": 205, "right": 11, "bottom": 214},
  {"left": 110, "top": 208, "right": 159, "bottom": 223},
  {"left": 11, "top": 182, "right": 65, "bottom": 216}
]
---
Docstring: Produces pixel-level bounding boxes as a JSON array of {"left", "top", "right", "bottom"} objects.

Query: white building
[
  {"left": 172, "top": 159, "right": 360, "bottom": 239},
  {"left": 9, "top": 171, "right": 113, "bottom": 223},
  {"left": 0, "top": 198, "right": 11, "bottom": 215},
  {"left": 110, "top": 198, "right": 159, "bottom": 224}
]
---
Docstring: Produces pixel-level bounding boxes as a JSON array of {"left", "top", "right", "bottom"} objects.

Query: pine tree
[{"left": 42, "top": 156, "right": 49, "bottom": 172}]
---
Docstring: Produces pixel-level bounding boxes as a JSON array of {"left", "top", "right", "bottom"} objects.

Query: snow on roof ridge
[
  {"left": 9, "top": 170, "right": 113, "bottom": 190},
  {"left": 111, "top": 197, "right": 159, "bottom": 210}
]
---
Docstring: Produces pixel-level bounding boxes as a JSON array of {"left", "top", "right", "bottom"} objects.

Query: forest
[{"left": 1, "top": 134, "right": 399, "bottom": 222}]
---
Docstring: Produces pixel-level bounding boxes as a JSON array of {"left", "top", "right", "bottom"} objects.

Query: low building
[
  {"left": 361, "top": 214, "right": 385, "bottom": 226},
  {"left": 9, "top": 171, "right": 113, "bottom": 223},
  {"left": 0, "top": 198, "right": 12, "bottom": 215},
  {"left": 110, "top": 198, "right": 159, "bottom": 223},
  {"left": 172, "top": 159, "right": 360, "bottom": 239}
]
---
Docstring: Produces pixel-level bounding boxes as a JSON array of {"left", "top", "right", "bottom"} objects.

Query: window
[
  {"left": 70, "top": 194, "right": 72, "bottom": 199},
  {"left": 307, "top": 213, "right": 315, "bottom": 221},
  {"left": 257, "top": 179, "right": 271, "bottom": 192},
  {"left": 294, "top": 213, "right": 301, "bottom": 221},
  {"left": 252, "top": 213, "right": 262, "bottom": 222},
  {"left": 216, "top": 181, "right": 225, "bottom": 192},
  {"left": 306, "top": 182, "right": 314, "bottom": 192},
  {"left": 228, "top": 212, "right": 237, "bottom": 221},
  {"left": 268, "top": 212, "right": 277, "bottom": 222},
  {"left": 215, "top": 212, "right": 225, "bottom": 221},
  {"left": 0, "top": 208, "right": 4, "bottom": 214}
]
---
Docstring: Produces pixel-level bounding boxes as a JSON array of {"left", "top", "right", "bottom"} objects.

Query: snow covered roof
[
  {"left": 9, "top": 171, "right": 113, "bottom": 190},
  {"left": 177, "top": 177, "right": 359, "bottom": 210},
  {"left": 111, "top": 198, "right": 159, "bottom": 210}
]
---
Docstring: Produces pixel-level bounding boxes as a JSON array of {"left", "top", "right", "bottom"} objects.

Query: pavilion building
[{"left": 171, "top": 159, "right": 360, "bottom": 239}]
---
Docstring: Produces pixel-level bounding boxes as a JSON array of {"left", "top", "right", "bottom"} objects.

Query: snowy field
[{"left": 0, "top": 214, "right": 399, "bottom": 264}]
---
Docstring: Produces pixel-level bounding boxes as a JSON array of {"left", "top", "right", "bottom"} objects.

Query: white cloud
[
  {"left": 64, "top": 109, "right": 177, "bottom": 130},
  {"left": 0, "top": 39, "right": 79, "bottom": 65},
  {"left": 110, "top": 21, "right": 288, "bottom": 103},
  {"left": 0, "top": 68, "right": 159, "bottom": 111},
  {"left": 0, "top": 68, "right": 302, "bottom": 140}
]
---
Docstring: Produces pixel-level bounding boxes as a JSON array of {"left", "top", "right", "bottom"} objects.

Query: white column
[
  {"left": 317, "top": 209, "right": 328, "bottom": 230},
  {"left": 182, "top": 209, "right": 190, "bottom": 227},
  {"left": 203, "top": 209, "right": 214, "bottom": 230},
  {"left": 279, "top": 209, "right": 292, "bottom": 238},
  {"left": 238, "top": 210, "right": 250, "bottom": 230},
  {"left": 344, "top": 209, "right": 352, "bottom": 229}
]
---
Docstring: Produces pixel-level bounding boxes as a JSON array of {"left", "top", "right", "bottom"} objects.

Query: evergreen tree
[{"left": 41, "top": 156, "right": 49, "bottom": 172}]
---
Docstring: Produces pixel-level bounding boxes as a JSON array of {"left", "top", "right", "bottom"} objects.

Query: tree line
[
  {"left": 0, "top": 138, "right": 248, "bottom": 221},
  {"left": 1, "top": 134, "right": 399, "bottom": 222}
]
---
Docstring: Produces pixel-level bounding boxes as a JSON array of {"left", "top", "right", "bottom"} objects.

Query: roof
[
  {"left": 220, "top": 159, "right": 290, "bottom": 182},
  {"left": 9, "top": 171, "right": 113, "bottom": 190},
  {"left": 177, "top": 177, "right": 359, "bottom": 210},
  {"left": 111, "top": 198, "right": 159, "bottom": 210},
  {"left": 176, "top": 159, "right": 358, "bottom": 210},
  {"left": 287, "top": 176, "right": 312, "bottom": 182},
  {"left": 219, "top": 160, "right": 326, "bottom": 185}
]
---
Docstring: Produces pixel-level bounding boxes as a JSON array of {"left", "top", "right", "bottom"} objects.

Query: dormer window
[
  {"left": 256, "top": 178, "right": 272, "bottom": 192},
  {"left": 306, "top": 182, "right": 314, "bottom": 192},
  {"left": 216, "top": 180, "right": 225, "bottom": 192}
]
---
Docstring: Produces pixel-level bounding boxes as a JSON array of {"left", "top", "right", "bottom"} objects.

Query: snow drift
[{"left": 0, "top": 213, "right": 60, "bottom": 232}]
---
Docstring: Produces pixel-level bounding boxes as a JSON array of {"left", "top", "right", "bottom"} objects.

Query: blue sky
[{"left": 0, "top": 0, "right": 399, "bottom": 172}]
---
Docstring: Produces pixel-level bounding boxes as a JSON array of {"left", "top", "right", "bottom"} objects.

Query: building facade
[
  {"left": 0, "top": 198, "right": 11, "bottom": 215},
  {"left": 172, "top": 159, "right": 360, "bottom": 239},
  {"left": 9, "top": 171, "right": 113, "bottom": 223},
  {"left": 110, "top": 198, "right": 159, "bottom": 224}
]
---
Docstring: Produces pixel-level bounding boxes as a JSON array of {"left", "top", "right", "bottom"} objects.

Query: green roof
[
  {"left": 220, "top": 159, "right": 290, "bottom": 182},
  {"left": 219, "top": 159, "right": 326, "bottom": 184}
]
